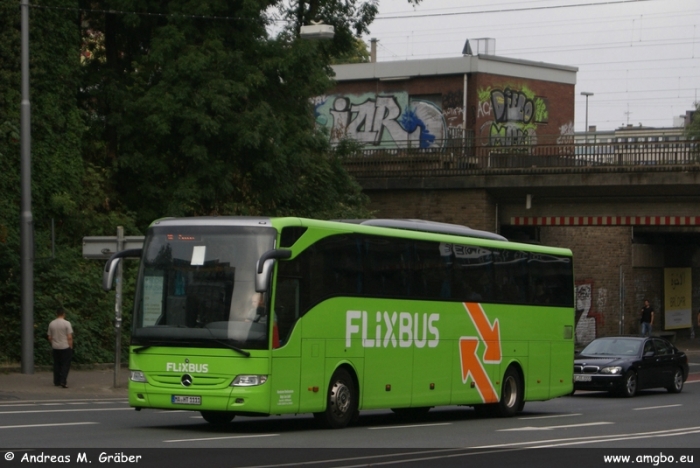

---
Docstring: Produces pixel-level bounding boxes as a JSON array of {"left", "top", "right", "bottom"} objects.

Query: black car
[{"left": 573, "top": 336, "right": 688, "bottom": 397}]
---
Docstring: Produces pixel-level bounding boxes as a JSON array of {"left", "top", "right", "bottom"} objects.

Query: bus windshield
[{"left": 132, "top": 224, "right": 276, "bottom": 350}]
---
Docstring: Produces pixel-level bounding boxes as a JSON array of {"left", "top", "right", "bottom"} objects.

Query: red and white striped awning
[{"left": 510, "top": 216, "right": 700, "bottom": 226}]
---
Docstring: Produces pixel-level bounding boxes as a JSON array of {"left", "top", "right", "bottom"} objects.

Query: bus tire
[
  {"left": 494, "top": 366, "right": 523, "bottom": 417},
  {"left": 314, "top": 368, "right": 357, "bottom": 429},
  {"left": 200, "top": 411, "right": 235, "bottom": 425}
]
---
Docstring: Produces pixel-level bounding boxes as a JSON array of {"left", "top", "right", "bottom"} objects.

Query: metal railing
[{"left": 340, "top": 140, "right": 699, "bottom": 178}]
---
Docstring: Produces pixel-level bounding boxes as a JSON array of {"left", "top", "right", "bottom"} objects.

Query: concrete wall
[{"left": 366, "top": 189, "right": 497, "bottom": 233}]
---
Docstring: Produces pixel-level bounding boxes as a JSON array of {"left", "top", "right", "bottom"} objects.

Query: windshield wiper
[
  {"left": 212, "top": 338, "right": 251, "bottom": 357},
  {"left": 133, "top": 346, "right": 151, "bottom": 354}
]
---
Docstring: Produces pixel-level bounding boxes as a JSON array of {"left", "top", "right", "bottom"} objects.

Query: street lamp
[
  {"left": 581, "top": 91, "right": 594, "bottom": 144},
  {"left": 20, "top": 0, "right": 34, "bottom": 374}
]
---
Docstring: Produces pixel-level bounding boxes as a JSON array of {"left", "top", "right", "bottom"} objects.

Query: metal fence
[{"left": 341, "top": 140, "right": 699, "bottom": 178}]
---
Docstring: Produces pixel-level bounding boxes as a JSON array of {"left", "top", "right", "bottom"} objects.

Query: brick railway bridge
[{"left": 342, "top": 139, "right": 700, "bottom": 344}]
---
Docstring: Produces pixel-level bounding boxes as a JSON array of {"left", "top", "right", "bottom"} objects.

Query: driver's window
[
  {"left": 653, "top": 339, "right": 671, "bottom": 356},
  {"left": 643, "top": 340, "right": 655, "bottom": 355}
]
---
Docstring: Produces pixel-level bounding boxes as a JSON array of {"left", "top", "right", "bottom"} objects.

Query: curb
[{"left": 0, "top": 363, "right": 128, "bottom": 374}]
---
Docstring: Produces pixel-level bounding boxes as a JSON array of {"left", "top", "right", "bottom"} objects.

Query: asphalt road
[{"left": 1, "top": 350, "right": 698, "bottom": 467}]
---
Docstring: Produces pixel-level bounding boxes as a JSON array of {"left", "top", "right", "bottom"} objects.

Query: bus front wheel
[
  {"left": 200, "top": 411, "right": 235, "bottom": 425},
  {"left": 314, "top": 368, "right": 357, "bottom": 429}
]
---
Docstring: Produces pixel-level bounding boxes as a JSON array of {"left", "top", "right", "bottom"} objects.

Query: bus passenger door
[
  {"left": 269, "top": 278, "right": 302, "bottom": 414},
  {"left": 299, "top": 339, "right": 326, "bottom": 413},
  {"left": 270, "top": 341, "right": 301, "bottom": 414}
]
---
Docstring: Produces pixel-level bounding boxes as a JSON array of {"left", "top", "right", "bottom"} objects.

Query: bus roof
[{"left": 338, "top": 219, "right": 507, "bottom": 242}]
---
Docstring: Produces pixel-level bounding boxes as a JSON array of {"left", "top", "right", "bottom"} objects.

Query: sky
[{"left": 361, "top": 0, "right": 699, "bottom": 132}]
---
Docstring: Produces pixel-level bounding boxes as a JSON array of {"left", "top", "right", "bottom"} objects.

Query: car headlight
[
  {"left": 600, "top": 366, "right": 623, "bottom": 374},
  {"left": 231, "top": 375, "right": 268, "bottom": 387},
  {"left": 130, "top": 370, "right": 147, "bottom": 383}
]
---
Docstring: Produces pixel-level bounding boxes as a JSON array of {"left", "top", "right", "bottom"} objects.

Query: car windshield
[
  {"left": 131, "top": 224, "right": 276, "bottom": 350},
  {"left": 581, "top": 338, "right": 641, "bottom": 356}
]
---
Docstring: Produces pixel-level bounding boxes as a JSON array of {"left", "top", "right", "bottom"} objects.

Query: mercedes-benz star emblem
[{"left": 181, "top": 374, "right": 193, "bottom": 387}]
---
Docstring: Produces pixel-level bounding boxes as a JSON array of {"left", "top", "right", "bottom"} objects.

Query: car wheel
[
  {"left": 314, "top": 368, "right": 357, "bottom": 429},
  {"left": 200, "top": 411, "right": 235, "bottom": 425},
  {"left": 666, "top": 368, "right": 684, "bottom": 394},
  {"left": 618, "top": 371, "right": 637, "bottom": 398}
]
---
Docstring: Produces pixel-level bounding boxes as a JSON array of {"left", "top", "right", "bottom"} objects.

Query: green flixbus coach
[{"left": 103, "top": 217, "right": 575, "bottom": 428}]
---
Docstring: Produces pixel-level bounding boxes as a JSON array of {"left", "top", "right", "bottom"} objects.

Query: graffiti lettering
[
  {"left": 491, "top": 88, "right": 534, "bottom": 124},
  {"left": 316, "top": 92, "right": 446, "bottom": 149},
  {"left": 557, "top": 122, "right": 574, "bottom": 145},
  {"left": 575, "top": 281, "right": 604, "bottom": 344}
]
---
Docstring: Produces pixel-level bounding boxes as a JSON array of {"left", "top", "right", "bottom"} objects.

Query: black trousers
[{"left": 52, "top": 348, "right": 72, "bottom": 386}]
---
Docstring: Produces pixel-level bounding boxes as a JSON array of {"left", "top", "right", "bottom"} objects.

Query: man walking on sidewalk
[{"left": 47, "top": 308, "right": 74, "bottom": 388}]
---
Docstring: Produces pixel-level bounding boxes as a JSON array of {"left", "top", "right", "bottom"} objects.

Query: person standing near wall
[
  {"left": 47, "top": 308, "right": 74, "bottom": 388},
  {"left": 639, "top": 299, "right": 654, "bottom": 337}
]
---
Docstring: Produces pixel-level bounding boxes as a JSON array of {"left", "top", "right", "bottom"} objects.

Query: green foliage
[
  {"left": 331, "top": 37, "right": 370, "bottom": 65},
  {"left": 2, "top": 0, "right": 417, "bottom": 365},
  {"left": 0, "top": 0, "right": 137, "bottom": 365},
  {"left": 685, "top": 103, "right": 700, "bottom": 140}
]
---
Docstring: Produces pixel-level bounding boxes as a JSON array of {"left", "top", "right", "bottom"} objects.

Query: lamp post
[
  {"left": 581, "top": 91, "right": 594, "bottom": 144},
  {"left": 20, "top": 0, "right": 34, "bottom": 374}
]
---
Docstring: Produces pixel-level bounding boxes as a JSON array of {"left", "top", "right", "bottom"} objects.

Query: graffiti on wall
[
  {"left": 442, "top": 90, "right": 464, "bottom": 129},
  {"left": 476, "top": 85, "right": 548, "bottom": 146},
  {"left": 575, "top": 280, "right": 606, "bottom": 344},
  {"left": 557, "top": 122, "right": 575, "bottom": 145},
  {"left": 315, "top": 93, "right": 447, "bottom": 149}
]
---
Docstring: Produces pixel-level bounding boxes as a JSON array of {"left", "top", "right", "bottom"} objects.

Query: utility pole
[
  {"left": 20, "top": 0, "right": 34, "bottom": 374},
  {"left": 581, "top": 92, "right": 594, "bottom": 144}
]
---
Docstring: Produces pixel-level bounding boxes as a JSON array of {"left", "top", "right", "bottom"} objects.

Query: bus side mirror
[
  {"left": 103, "top": 248, "right": 143, "bottom": 291},
  {"left": 255, "top": 249, "right": 292, "bottom": 293}
]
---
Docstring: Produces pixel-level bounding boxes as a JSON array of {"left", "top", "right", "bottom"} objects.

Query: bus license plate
[
  {"left": 574, "top": 375, "right": 591, "bottom": 382},
  {"left": 172, "top": 395, "right": 201, "bottom": 405}
]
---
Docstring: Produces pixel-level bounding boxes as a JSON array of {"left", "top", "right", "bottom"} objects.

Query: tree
[
  {"left": 79, "top": 0, "right": 377, "bottom": 229},
  {"left": 1, "top": 0, "right": 421, "bottom": 364},
  {"left": 685, "top": 103, "right": 700, "bottom": 140},
  {"left": 331, "top": 37, "right": 370, "bottom": 64},
  {"left": 0, "top": 0, "right": 131, "bottom": 364}
]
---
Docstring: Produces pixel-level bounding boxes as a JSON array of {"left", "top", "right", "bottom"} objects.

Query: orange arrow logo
[
  {"left": 458, "top": 302, "right": 502, "bottom": 403},
  {"left": 463, "top": 302, "right": 501, "bottom": 363}
]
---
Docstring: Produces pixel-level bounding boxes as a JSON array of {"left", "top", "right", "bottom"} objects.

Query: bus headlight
[
  {"left": 600, "top": 366, "right": 622, "bottom": 375},
  {"left": 130, "top": 370, "right": 148, "bottom": 383},
  {"left": 231, "top": 375, "right": 268, "bottom": 387}
]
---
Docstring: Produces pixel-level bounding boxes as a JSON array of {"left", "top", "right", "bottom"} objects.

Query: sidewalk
[{"left": 0, "top": 366, "right": 128, "bottom": 401}]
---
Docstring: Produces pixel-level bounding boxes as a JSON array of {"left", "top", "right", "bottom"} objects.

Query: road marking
[
  {"left": 163, "top": 434, "right": 279, "bottom": 443},
  {"left": 0, "top": 407, "right": 132, "bottom": 415},
  {"left": 0, "top": 422, "right": 98, "bottom": 430},
  {"left": 368, "top": 423, "right": 452, "bottom": 430},
  {"left": 519, "top": 413, "right": 582, "bottom": 420},
  {"left": 475, "top": 426, "right": 700, "bottom": 449},
  {"left": 0, "top": 398, "right": 127, "bottom": 407},
  {"left": 634, "top": 404, "right": 682, "bottom": 411},
  {"left": 499, "top": 421, "right": 613, "bottom": 431}
]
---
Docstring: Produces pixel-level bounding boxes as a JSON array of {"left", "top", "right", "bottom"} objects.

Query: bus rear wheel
[
  {"left": 475, "top": 366, "right": 523, "bottom": 418},
  {"left": 314, "top": 368, "right": 357, "bottom": 429},
  {"left": 200, "top": 411, "right": 235, "bottom": 425}
]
